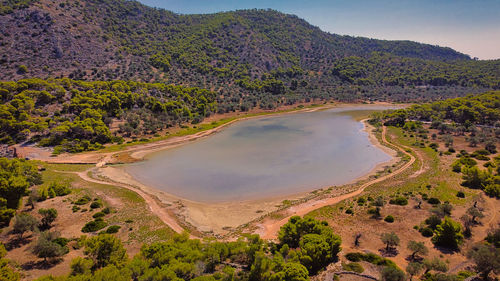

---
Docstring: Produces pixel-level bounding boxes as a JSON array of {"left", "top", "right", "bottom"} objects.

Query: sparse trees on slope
[
  {"left": 466, "top": 206, "right": 484, "bottom": 223},
  {"left": 32, "top": 231, "right": 67, "bottom": 262},
  {"left": 467, "top": 244, "right": 500, "bottom": 280},
  {"left": 407, "top": 240, "right": 428, "bottom": 260},
  {"left": 12, "top": 213, "right": 38, "bottom": 239},
  {"left": 406, "top": 262, "right": 424, "bottom": 280},
  {"left": 38, "top": 208, "right": 57, "bottom": 229},
  {"left": 423, "top": 257, "right": 448, "bottom": 274},
  {"left": 381, "top": 232, "right": 400, "bottom": 251}
]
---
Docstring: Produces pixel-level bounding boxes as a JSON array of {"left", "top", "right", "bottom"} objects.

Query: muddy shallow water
[{"left": 125, "top": 106, "right": 395, "bottom": 202}]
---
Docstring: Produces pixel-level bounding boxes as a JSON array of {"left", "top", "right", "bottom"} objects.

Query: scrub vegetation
[{"left": 0, "top": 0, "right": 499, "bottom": 280}]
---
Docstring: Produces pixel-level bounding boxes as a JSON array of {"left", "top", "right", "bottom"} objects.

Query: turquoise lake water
[{"left": 125, "top": 106, "right": 395, "bottom": 202}]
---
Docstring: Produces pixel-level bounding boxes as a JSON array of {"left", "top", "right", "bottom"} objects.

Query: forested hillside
[
  {"left": 1, "top": 0, "right": 500, "bottom": 152},
  {"left": 1, "top": 0, "right": 499, "bottom": 108}
]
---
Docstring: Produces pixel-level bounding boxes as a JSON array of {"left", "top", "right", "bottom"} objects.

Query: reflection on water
[{"left": 125, "top": 106, "right": 395, "bottom": 202}]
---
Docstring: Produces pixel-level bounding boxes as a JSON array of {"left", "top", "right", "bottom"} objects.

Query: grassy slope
[
  {"left": 306, "top": 126, "right": 487, "bottom": 274},
  {"left": 40, "top": 163, "right": 175, "bottom": 244}
]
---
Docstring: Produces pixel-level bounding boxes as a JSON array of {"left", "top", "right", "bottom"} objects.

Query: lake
[{"left": 125, "top": 105, "right": 395, "bottom": 202}]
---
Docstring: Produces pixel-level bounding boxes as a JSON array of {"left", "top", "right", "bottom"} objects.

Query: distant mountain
[{"left": 0, "top": 0, "right": 499, "bottom": 105}]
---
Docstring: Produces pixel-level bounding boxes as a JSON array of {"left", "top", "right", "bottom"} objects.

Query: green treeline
[
  {"left": 0, "top": 78, "right": 217, "bottom": 153},
  {"left": 35, "top": 216, "right": 340, "bottom": 281},
  {"left": 0, "top": 157, "right": 42, "bottom": 226},
  {"left": 330, "top": 53, "right": 500, "bottom": 89},
  {"left": 375, "top": 91, "right": 500, "bottom": 126}
]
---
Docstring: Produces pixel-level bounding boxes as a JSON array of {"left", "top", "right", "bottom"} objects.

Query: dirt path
[
  {"left": 54, "top": 169, "right": 187, "bottom": 235},
  {"left": 26, "top": 105, "right": 406, "bottom": 239},
  {"left": 256, "top": 126, "right": 417, "bottom": 239}
]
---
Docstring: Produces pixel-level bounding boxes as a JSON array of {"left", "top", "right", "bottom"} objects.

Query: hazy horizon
[{"left": 138, "top": 0, "right": 500, "bottom": 60}]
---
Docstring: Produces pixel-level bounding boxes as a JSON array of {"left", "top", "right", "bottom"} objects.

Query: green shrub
[
  {"left": 17, "top": 65, "right": 28, "bottom": 74},
  {"left": 420, "top": 227, "right": 434, "bottom": 237},
  {"left": 105, "top": 225, "right": 121, "bottom": 234},
  {"left": 459, "top": 157, "right": 477, "bottom": 167},
  {"left": 102, "top": 207, "right": 111, "bottom": 214},
  {"left": 471, "top": 153, "right": 489, "bottom": 161},
  {"left": 483, "top": 161, "right": 495, "bottom": 168},
  {"left": 81, "top": 219, "right": 107, "bottom": 233},
  {"left": 432, "top": 217, "right": 464, "bottom": 249},
  {"left": 357, "top": 197, "right": 366, "bottom": 205},
  {"left": 474, "top": 149, "right": 490, "bottom": 156},
  {"left": 53, "top": 237, "right": 69, "bottom": 247},
  {"left": 48, "top": 182, "right": 71, "bottom": 197},
  {"left": 425, "top": 215, "right": 442, "bottom": 229},
  {"left": 456, "top": 191, "right": 465, "bottom": 198},
  {"left": 384, "top": 215, "right": 395, "bottom": 223},
  {"left": 457, "top": 271, "right": 475, "bottom": 280},
  {"left": 382, "top": 266, "right": 405, "bottom": 281},
  {"left": 367, "top": 207, "right": 380, "bottom": 215},
  {"left": 345, "top": 252, "right": 396, "bottom": 267},
  {"left": 90, "top": 201, "right": 102, "bottom": 209},
  {"left": 484, "top": 184, "right": 500, "bottom": 198},
  {"left": 92, "top": 212, "right": 105, "bottom": 219},
  {"left": 74, "top": 195, "right": 91, "bottom": 205},
  {"left": 72, "top": 205, "right": 80, "bottom": 212},
  {"left": 345, "top": 252, "right": 363, "bottom": 262},
  {"left": 427, "top": 198, "right": 441, "bottom": 205},
  {"left": 345, "top": 208, "right": 353, "bottom": 214},
  {"left": 389, "top": 196, "right": 408, "bottom": 206},
  {"left": 343, "top": 262, "right": 364, "bottom": 273},
  {"left": 451, "top": 161, "right": 462, "bottom": 173}
]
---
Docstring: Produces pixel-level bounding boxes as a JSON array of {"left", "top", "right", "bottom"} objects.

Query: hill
[
  {"left": 0, "top": 0, "right": 499, "bottom": 152},
  {"left": 1, "top": 0, "right": 499, "bottom": 106}
]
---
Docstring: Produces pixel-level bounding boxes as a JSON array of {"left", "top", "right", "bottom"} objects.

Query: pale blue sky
[{"left": 137, "top": 0, "right": 500, "bottom": 60}]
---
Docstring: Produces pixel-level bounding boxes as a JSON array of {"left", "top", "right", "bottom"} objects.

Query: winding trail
[
  {"left": 54, "top": 125, "right": 418, "bottom": 240},
  {"left": 38, "top": 108, "right": 415, "bottom": 239},
  {"left": 55, "top": 168, "right": 187, "bottom": 235},
  {"left": 256, "top": 126, "right": 417, "bottom": 239}
]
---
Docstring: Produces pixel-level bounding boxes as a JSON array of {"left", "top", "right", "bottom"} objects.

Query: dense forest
[
  {"left": 0, "top": 78, "right": 216, "bottom": 152},
  {"left": 0, "top": 0, "right": 499, "bottom": 108}
]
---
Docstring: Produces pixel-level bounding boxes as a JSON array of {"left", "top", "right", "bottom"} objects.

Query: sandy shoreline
[
  {"left": 17, "top": 102, "right": 403, "bottom": 236},
  {"left": 96, "top": 108, "right": 401, "bottom": 235}
]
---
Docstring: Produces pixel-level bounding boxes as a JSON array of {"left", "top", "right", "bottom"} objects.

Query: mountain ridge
[
  {"left": 0, "top": 0, "right": 498, "bottom": 106},
  {"left": 0, "top": 0, "right": 474, "bottom": 81}
]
